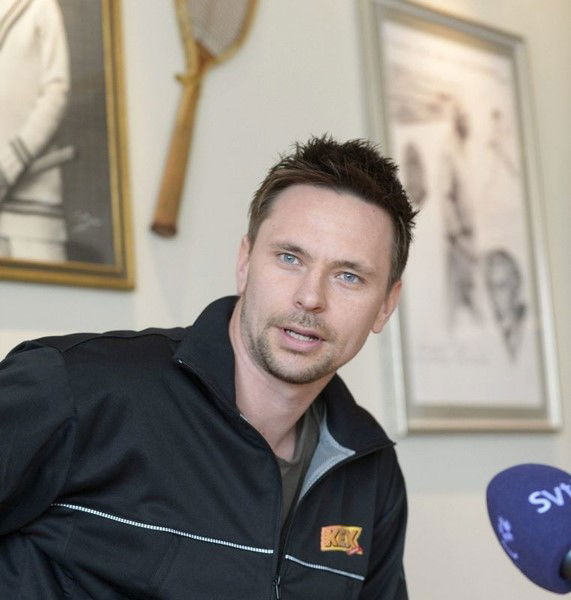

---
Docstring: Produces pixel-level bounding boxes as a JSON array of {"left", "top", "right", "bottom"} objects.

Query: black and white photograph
[
  {"left": 361, "top": 0, "right": 560, "bottom": 430},
  {"left": 0, "top": 0, "right": 133, "bottom": 288}
]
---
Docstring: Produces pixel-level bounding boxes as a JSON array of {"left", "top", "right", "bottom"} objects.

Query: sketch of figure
[
  {"left": 0, "top": 0, "right": 71, "bottom": 262},
  {"left": 488, "top": 108, "right": 519, "bottom": 178},
  {"left": 387, "top": 62, "right": 452, "bottom": 125},
  {"left": 403, "top": 142, "right": 427, "bottom": 208},
  {"left": 441, "top": 103, "right": 481, "bottom": 328},
  {"left": 485, "top": 249, "right": 527, "bottom": 360}
]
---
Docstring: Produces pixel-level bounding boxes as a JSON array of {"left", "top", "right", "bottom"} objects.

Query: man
[
  {"left": 0, "top": 136, "right": 416, "bottom": 598},
  {"left": 0, "top": 0, "right": 70, "bottom": 261}
]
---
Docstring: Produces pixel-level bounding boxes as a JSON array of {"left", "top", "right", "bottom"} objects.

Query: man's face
[{"left": 234, "top": 184, "right": 401, "bottom": 386}]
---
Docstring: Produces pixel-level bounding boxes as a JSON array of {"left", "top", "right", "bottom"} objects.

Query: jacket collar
[
  {"left": 174, "top": 296, "right": 394, "bottom": 453},
  {"left": 320, "top": 374, "right": 394, "bottom": 453},
  {"left": 174, "top": 296, "right": 238, "bottom": 408}
]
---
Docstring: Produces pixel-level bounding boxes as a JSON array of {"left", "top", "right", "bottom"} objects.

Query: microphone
[{"left": 486, "top": 463, "right": 571, "bottom": 594}]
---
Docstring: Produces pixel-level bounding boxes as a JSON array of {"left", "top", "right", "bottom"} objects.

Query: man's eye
[
  {"left": 339, "top": 272, "right": 361, "bottom": 284},
  {"left": 279, "top": 253, "right": 299, "bottom": 265}
]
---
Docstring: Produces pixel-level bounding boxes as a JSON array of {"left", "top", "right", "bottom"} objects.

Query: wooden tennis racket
[{"left": 151, "top": 0, "right": 258, "bottom": 237}]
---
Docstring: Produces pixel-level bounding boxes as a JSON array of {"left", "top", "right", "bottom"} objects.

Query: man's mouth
[{"left": 283, "top": 328, "right": 322, "bottom": 342}]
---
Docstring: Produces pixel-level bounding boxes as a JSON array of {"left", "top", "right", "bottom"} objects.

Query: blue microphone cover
[{"left": 487, "top": 463, "right": 571, "bottom": 594}]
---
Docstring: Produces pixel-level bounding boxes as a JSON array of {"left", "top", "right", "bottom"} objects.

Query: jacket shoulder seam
[{"left": 37, "top": 329, "right": 187, "bottom": 354}]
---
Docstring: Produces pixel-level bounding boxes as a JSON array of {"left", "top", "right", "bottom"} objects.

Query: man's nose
[{"left": 293, "top": 270, "right": 327, "bottom": 313}]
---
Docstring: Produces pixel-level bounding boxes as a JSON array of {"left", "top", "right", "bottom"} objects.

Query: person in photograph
[
  {"left": 487, "top": 108, "right": 519, "bottom": 179},
  {"left": 0, "top": 136, "right": 416, "bottom": 599},
  {"left": 441, "top": 102, "right": 481, "bottom": 329},
  {"left": 485, "top": 248, "right": 527, "bottom": 360},
  {"left": 0, "top": 0, "right": 71, "bottom": 262}
]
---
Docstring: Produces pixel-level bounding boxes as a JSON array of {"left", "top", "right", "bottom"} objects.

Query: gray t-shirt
[{"left": 276, "top": 400, "right": 321, "bottom": 526}]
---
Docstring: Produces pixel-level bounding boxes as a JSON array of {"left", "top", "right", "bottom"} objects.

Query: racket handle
[{"left": 151, "top": 78, "right": 202, "bottom": 237}]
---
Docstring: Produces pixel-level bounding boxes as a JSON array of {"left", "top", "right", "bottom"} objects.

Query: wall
[{"left": 1, "top": 1, "right": 570, "bottom": 598}]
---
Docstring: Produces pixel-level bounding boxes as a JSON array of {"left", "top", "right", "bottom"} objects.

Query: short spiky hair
[{"left": 248, "top": 135, "right": 417, "bottom": 289}]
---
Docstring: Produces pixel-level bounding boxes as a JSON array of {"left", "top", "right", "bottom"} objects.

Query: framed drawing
[
  {"left": 360, "top": 0, "right": 560, "bottom": 431},
  {"left": 0, "top": 0, "right": 134, "bottom": 289}
]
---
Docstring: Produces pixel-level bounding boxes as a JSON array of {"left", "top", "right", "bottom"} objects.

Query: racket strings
[{"left": 187, "top": 0, "right": 251, "bottom": 57}]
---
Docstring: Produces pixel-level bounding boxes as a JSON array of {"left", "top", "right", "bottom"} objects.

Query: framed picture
[
  {"left": 0, "top": 0, "right": 134, "bottom": 289},
  {"left": 360, "top": 0, "right": 560, "bottom": 431}
]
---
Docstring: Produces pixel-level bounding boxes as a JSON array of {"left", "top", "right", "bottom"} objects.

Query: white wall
[{"left": 1, "top": 1, "right": 570, "bottom": 598}]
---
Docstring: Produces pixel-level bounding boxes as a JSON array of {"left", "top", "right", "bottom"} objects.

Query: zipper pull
[{"left": 273, "top": 575, "right": 281, "bottom": 599}]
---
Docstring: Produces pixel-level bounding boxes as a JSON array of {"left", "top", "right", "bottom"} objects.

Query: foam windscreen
[{"left": 487, "top": 463, "right": 571, "bottom": 594}]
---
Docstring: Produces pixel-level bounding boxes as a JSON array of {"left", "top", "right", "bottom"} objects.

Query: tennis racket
[{"left": 151, "top": 0, "right": 257, "bottom": 237}]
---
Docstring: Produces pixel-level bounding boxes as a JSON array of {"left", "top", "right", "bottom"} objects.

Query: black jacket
[{"left": 0, "top": 296, "right": 407, "bottom": 599}]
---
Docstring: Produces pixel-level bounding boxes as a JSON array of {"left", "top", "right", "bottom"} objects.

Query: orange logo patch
[{"left": 321, "top": 525, "right": 364, "bottom": 555}]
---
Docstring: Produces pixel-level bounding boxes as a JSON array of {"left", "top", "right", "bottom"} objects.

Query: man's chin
[{"left": 262, "top": 356, "right": 335, "bottom": 386}]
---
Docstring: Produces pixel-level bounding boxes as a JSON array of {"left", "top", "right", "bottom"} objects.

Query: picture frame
[
  {"left": 0, "top": 0, "right": 134, "bottom": 289},
  {"left": 360, "top": 0, "right": 561, "bottom": 431}
]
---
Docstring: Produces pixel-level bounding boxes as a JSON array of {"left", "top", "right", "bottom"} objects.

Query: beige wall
[{"left": 1, "top": 1, "right": 570, "bottom": 598}]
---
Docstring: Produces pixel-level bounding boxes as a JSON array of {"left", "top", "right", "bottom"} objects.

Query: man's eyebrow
[
  {"left": 270, "top": 242, "right": 376, "bottom": 277},
  {"left": 330, "top": 260, "right": 375, "bottom": 277},
  {"left": 270, "top": 242, "right": 311, "bottom": 259}
]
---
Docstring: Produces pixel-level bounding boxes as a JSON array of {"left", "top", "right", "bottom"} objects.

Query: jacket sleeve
[
  {"left": 0, "top": 341, "right": 76, "bottom": 535},
  {"left": 359, "top": 447, "right": 408, "bottom": 600}
]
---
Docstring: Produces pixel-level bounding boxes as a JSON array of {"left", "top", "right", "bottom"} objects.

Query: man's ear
[
  {"left": 236, "top": 235, "right": 251, "bottom": 295},
  {"left": 372, "top": 280, "right": 402, "bottom": 334}
]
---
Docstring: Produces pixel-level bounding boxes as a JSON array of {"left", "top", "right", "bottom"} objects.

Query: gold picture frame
[{"left": 0, "top": 0, "right": 134, "bottom": 289}]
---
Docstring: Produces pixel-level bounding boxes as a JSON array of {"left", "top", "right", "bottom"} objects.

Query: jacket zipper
[
  {"left": 271, "top": 440, "right": 392, "bottom": 599},
  {"left": 273, "top": 575, "right": 281, "bottom": 599}
]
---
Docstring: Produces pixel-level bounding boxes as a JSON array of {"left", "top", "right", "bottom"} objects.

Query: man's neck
[{"left": 229, "top": 301, "right": 329, "bottom": 461}]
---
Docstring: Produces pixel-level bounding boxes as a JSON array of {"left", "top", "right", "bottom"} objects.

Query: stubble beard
[{"left": 240, "top": 301, "right": 337, "bottom": 385}]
